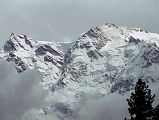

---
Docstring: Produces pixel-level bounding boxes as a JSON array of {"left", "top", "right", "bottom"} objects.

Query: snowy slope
[
  {"left": 44, "top": 23, "right": 159, "bottom": 120},
  {"left": 0, "top": 33, "right": 64, "bottom": 89},
  {"left": 54, "top": 23, "right": 159, "bottom": 97},
  {"left": 1, "top": 23, "right": 159, "bottom": 120}
]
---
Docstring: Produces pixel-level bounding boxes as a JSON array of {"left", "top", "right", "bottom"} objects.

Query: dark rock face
[
  {"left": 5, "top": 44, "right": 28, "bottom": 73},
  {"left": 9, "top": 52, "right": 16, "bottom": 57},
  {"left": 111, "top": 75, "right": 156, "bottom": 94},
  {"left": 4, "top": 40, "right": 16, "bottom": 52},
  {"left": 14, "top": 57, "right": 24, "bottom": 66},
  {"left": 129, "top": 27, "right": 148, "bottom": 33},
  {"left": 43, "top": 100, "right": 88, "bottom": 120},
  {"left": 35, "top": 44, "right": 64, "bottom": 67},
  {"left": 25, "top": 39, "right": 33, "bottom": 48},
  {"left": 64, "top": 49, "right": 73, "bottom": 64},
  {"left": 128, "top": 36, "right": 141, "bottom": 44},
  {"left": 105, "top": 23, "right": 118, "bottom": 28},
  {"left": 111, "top": 79, "right": 134, "bottom": 94},
  {"left": 32, "top": 57, "right": 37, "bottom": 62},
  {"left": 15, "top": 64, "right": 27, "bottom": 73},
  {"left": 55, "top": 102, "right": 74, "bottom": 116},
  {"left": 51, "top": 80, "right": 66, "bottom": 92},
  {"left": 3, "top": 34, "right": 34, "bottom": 52},
  {"left": 43, "top": 54, "right": 64, "bottom": 69},
  {"left": 84, "top": 27, "right": 108, "bottom": 49},
  {"left": 86, "top": 28, "right": 101, "bottom": 39},
  {"left": 44, "top": 55, "right": 60, "bottom": 67},
  {"left": 35, "top": 45, "right": 48, "bottom": 56},
  {"left": 79, "top": 41, "right": 92, "bottom": 49},
  {"left": 35, "top": 45, "right": 62, "bottom": 57},
  {"left": 13, "top": 57, "right": 27, "bottom": 73},
  {"left": 142, "top": 44, "right": 159, "bottom": 67},
  {"left": 68, "top": 63, "right": 87, "bottom": 81},
  {"left": 87, "top": 49, "right": 103, "bottom": 60},
  {"left": 44, "top": 55, "right": 53, "bottom": 62}
]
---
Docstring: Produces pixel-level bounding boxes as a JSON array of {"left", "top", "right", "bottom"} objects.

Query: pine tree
[
  {"left": 127, "top": 79, "right": 155, "bottom": 120},
  {"left": 153, "top": 104, "right": 159, "bottom": 120},
  {"left": 124, "top": 117, "right": 128, "bottom": 120}
]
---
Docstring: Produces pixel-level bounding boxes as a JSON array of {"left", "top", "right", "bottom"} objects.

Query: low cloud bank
[{"left": 0, "top": 61, "right": 48, "bottom": 120}]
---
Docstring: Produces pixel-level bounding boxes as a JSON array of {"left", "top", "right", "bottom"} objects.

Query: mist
[
  {"left": 0, "top": 61, "right": 48, "bottom": 120},
  {"left": 74, "top": 92, "right": 129, "bottom": 120},
  {"left": 76, "top": 82, "right": 159, "bottom": 120}
]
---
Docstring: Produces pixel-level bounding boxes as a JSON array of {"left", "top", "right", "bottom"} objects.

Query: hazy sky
[
  {"left": 0, "top": 0, "right": 159, "bottom": 46},
  {"left": 0, "top": 1, "right": 159, "bottom": 120}
]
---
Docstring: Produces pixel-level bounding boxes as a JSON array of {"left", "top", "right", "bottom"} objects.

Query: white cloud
[{"left": 0, "top": 61, "right": 48, "bottom": 120}]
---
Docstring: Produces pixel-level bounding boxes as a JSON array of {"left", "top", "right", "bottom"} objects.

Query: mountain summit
[
  {"left": 1, "top": 23, "right": 159, "bottom": 120},
  {"left": 0, "top": 33, "right": 64, "bottom": 88}
]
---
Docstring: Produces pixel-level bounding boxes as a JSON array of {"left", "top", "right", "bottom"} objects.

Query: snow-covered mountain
[
  {"left": 59, "top": 23, "right": 159, "bottom": 95},
  {"left": 0, "top": 33, "right": 65, "bottom": 89},
  {"left": 1, "top": 23, "right": 159, "bottom": 120}
]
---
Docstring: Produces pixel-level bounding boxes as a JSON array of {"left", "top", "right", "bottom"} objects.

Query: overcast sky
[
  {"left": 0, "top": 1, "right": 159, "bottom": 120},
  {"left": 0, "top": 0, "right": 159, "bottom": 46}
]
